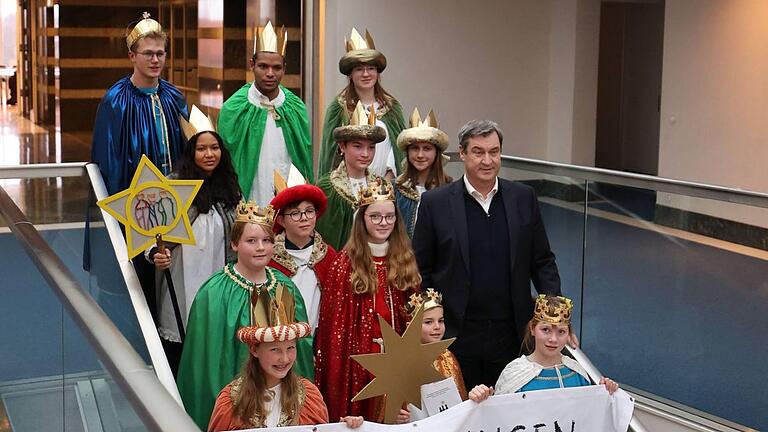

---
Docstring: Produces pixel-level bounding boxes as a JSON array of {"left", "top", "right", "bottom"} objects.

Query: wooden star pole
[
  {"left": 155, "top": 233, "right": 185, "bottom": 340},
  {"left": 97, "top": 155, "right": 203, "bottom": 341}
]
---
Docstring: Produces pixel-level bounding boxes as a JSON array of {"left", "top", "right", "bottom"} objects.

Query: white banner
[{"left": 235, "top": 385, "right": 635, "bottom": 432}]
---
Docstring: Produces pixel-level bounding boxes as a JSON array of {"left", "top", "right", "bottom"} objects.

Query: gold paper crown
[
  {"left": 126, "top": 12, "right": 163, "bottom": 49},
  {"left": 235, "top": 201, "right": 276, "bottom": 227},
  {"left": 357, "top": 177, "right": 395, "bottom": 207},
  {"left": 252, "top": 280, "right": 294, "bottom": 327},
  {"left": 345, "top": 27, "right": 376, "bottom": 52},
  {"left": 273, "top": 165, "right": 307, "bottom": 195},
  {"left": 351, "top": 100, "right": 377, "bottom": 126},
  {"left": 533, "top": 295, "right": 573, "bottom": 325},
  {"left": 409, "top": 107, "right": 438, "bottom": 129},
  {"left": 397, "top": 108, "right": 449, "bottom": 151},
  {"left": 406, "top": 288, "right": 443, "bottom": 317},
  {"left": 254, "top": 21, "right": 287, "bottom": 56},
  {"left": 333, "top": 101, "right": 386, "bottom": 143},
  {"left": 339, "top": 28, "right": 386, "bottom": 75},
  {"left": 179, "top": 105, "right": 215, "bottom": 141}
]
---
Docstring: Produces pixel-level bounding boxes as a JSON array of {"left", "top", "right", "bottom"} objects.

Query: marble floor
[{"left": 0, "top": 105, "right": 91, "bottom": 227}]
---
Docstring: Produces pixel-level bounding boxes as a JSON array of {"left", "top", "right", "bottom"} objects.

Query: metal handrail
[
  {"left": 0, "top": 185, "right": 199, "bottom": 432},
  {"left": 85, "top": 163, "right": 181, "bottom": 403},
  {"left": 445, "top": 153, "right": 768, "bottom": 209},
  {"left": 0, "top": 162, "right": 87, "bottom": 179},
  {"left": 621, "top": 384, "right": 754, "bottom": 432},
  {"left": 566, "top": 346, "right": 649, "bottom": 432}
]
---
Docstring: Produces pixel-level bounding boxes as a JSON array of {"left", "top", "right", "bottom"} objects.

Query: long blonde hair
[
  {"left": 232, "top": 350, "right": 301, "bottom": 427},
  {"left": 344, "top": 204, "right": 421, "bottom": 294}
]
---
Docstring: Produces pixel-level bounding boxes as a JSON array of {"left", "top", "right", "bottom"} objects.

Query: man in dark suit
[{"left": 412, "top": 119, "right": 562, "bottom": 390}]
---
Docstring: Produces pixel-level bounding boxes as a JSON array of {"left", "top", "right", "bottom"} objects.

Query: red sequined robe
[{"left": 315, "top": 251, "right": 413, "bottom": 421}]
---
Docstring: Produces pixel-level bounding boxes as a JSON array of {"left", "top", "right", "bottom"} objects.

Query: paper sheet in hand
[{"left": 420, "top": 377, "right": 462, "bottom": 416}]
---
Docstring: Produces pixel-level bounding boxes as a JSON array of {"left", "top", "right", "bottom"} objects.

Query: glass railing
[
  {"left": 4, "top": 156, "right": 764, "bottom": 431},
  {"left": 447, "top": 154, "right": 766, "bottom": 431},
  {"left": 0, "top": 166, "right": 197, "bottom": 431}
]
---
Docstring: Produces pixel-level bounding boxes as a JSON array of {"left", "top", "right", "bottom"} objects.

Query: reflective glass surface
[
  {"left": 581, "top": 182, "right": 768, "bottom": 430},
  {"left": 0, "top": 176, "right": 150, "bottom": 431}
]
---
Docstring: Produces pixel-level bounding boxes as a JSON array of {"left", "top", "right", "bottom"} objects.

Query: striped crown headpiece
[{"left": 237, "top": 274, "right": 311, "bottom": 345}]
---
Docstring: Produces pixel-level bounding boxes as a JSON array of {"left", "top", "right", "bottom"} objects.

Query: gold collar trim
[
  {"left": 224, "top": 263, "right": 278, "bottom": 296},
  {"left": 395, "top": 177, "right": 420, "bottom": 201},
  {"left": 272, "top": 231, "right": 329, "bottom": 276},
  {"left": 230, "top": 376, "right": 307, "bottom": 427},
  {"left": 336, "top": 94, "right": 390, "bottom": 119},
  {"left": 329, "top": 161, "right": 378, "bottom": 207}
]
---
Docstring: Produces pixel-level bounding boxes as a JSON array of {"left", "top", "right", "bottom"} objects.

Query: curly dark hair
[{"left": 174, "top": 131, "right": 241, "bottom": 213}]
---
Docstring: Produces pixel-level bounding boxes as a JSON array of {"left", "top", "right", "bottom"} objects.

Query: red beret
[{"left": 269, "top": 184, "right": 328, "bottom": 232}]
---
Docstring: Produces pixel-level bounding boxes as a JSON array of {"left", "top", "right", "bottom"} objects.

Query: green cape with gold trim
[
  {"left": 318, "top": 97, "right": 406, "bottom": 177},
  {"left": 315, "top": 162, "right": 380, "bottom": 250},
  {"left": 218, "top": 84, "right": 313, "bottom": 200},
  {"left": 177, "top": 264, "right": 314, "bottom": 429}
]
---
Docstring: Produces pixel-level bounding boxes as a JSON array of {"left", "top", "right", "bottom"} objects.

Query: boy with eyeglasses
[
  {"left": 91, "top": 12, "right": 188, "bottom": 195},
  {"left": 269, "top": 169, "right": 336, "bottom": 333},
  {"left": 89, "top": 13, "right": 188, "bottom": 322}
]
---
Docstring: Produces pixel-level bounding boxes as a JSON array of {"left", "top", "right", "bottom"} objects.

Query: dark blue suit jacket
[{"left": 412, "top": 177, "right": 561, "bottom": 341}]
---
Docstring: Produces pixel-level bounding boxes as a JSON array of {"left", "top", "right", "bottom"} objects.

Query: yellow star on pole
[
  {"left": 351, "top": 305, "right": 455, "bottom": 424},
  {"left": 97, "top": 155, "right": 203, "bottom": 259}
]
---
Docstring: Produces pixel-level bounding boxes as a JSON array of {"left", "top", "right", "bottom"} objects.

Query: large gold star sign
[
  {"left": 97, "top": 155, "right": 203, "bottom": 259},
  {"left": 351, "top": 305, "right": 455, "bottom": 424}
]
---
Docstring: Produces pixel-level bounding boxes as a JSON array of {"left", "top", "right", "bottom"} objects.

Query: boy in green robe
[
  {"left": 217, "top": 21, "right": 312, "bottom": 206},
  {"left": 177, "top": 201, "right": 314, "bottom": 429},
  {"left": 316, "top": 101, "right": 386, "bottom": 250}
]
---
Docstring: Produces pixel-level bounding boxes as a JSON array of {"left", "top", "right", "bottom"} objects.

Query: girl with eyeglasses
[
  {"left": 315, "top": 179, "right": 420, "bottom": 424},
  {"left": 268, "top": 179, "right": 337, "bottom": 334},
  {"left": 318, "top": 28, "right": 407, "bottom": 180}
]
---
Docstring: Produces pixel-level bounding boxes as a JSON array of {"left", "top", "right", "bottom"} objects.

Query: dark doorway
[{"left": 595, "top": 1, "right": 665, "bottom": 175}]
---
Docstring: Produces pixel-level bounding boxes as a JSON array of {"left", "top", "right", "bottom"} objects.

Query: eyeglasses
[
  {"left": 353, "top": 65, "right": 377, "bottom": 73},
  {"left": 134, "top": 50, "right": 166, "bottom": 60},
  {"left": 367, "top": 213, "right": 396, "bottom": 225},
  {"left": 283, "top": 208, "right": 317, "bottom": 222}
]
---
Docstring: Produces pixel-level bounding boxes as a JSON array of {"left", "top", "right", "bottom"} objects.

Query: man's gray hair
[{"left": 457, "top": 120, "right": 504, "bottom": 150}]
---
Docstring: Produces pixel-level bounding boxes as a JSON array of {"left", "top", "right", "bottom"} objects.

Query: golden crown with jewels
[
  {"left": 533, "top": 295, "right": 573, "bottom": 325},
  {"left": 126, "top": 12, "right": 163, "bottom": 49},
  {"left": 235, "top": 200, "right": 276, "bottom": 228},
  {"left": 406, "top": 288, "right": 443, "bottom": 317},
  {"left": 356, "top": 177, "right": 395, "bottom": 207}
]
